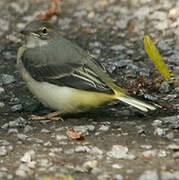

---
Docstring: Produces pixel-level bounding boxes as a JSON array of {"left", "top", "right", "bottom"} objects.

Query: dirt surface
[{"left": 0, "top": 0, "right": 179, "bottom": 180}]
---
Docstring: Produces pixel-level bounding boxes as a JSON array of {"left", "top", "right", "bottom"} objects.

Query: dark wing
[{"left": 22, "top": 35, "right": 113, "bottom": 93}]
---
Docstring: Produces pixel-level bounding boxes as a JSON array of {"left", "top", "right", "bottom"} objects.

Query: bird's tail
[{"left": 116, "top": 94, "right": 156, "bottom": 112}]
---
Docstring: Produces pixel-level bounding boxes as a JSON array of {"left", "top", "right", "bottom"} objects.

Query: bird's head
[{"left": 21, "top": 20, "right": 57, "bottom": 48}]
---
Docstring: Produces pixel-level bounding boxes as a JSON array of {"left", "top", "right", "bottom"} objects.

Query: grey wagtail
[{"left": 17, "top": 20, "right": 156, "bottom": 120}]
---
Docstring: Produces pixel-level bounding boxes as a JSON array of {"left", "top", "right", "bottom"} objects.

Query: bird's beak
[{"left": 20, "top": 29, "right": 30, "bottom": 35}]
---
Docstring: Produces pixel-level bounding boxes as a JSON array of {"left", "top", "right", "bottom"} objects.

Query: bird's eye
[{"left": 42, "top": 27, "right": 48, "bottom": 34}]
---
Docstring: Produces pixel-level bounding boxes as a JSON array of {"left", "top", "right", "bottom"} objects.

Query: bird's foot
[{"left": 30, "top": 111, "right": 63, "bottom": 121}]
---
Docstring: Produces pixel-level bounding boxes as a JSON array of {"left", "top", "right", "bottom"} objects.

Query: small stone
[
  {"left": 169, "top": 8, "right": 179, "bottom": 18},
  {"left": 21, "top": 150, "right": 35, "bottom": 163},
  {"left": 154, "top": 128, "right": 165, "bottom": 136},
  {"left": 168, "top": 144, "right": 179, "bottom": 150},
  {"left": 142, "top": 150, "right": 157, "bottom": 157},
  {"left": 44, "top": 141, "right": 52, "bottom": 147},
  {"left": 107, "top": 145, "right": 135, "bottom": 159},
  {"left": 139, "top": 170, "right": 158, "bottom": 180},
  {"left": 1, "top": 123, "right": 8, "bottom": 130},
  {"left": 112, "top": 164, "right": 123, "bottom": 169},
  {"left": 88, "top": 146, "right": 104, "bottom": 155},
  {"left": 0, "top": 147, "right": 8, "bottom": 156},
  {"left": 0, "top": 87, "right": 4, "bottom": 94},
  {"left": 158, "top": 150, "right": 167, "bottom": 157},
  {"left": 150, "top": 11, "right": 167, "bottom": 20},
  {"left": 9, "top": 117, "right": 27, "bottom": 128},
  {"left": 161, "top": 171, "right": 179, "bottom": 180},
  {"left": 113, "top": 174, "right": 123, "bottom": 180},
  {"left": 110, "top": 45, "right": 125, "bottom": 51},
  {"left": 98, "top": 125, "right": 110, "bottom": 131},
  {"left": 135, "top": 7, "right": 150, "bottom": 19},
  {"left": 151, "top": 120, "right": 162, "bottom": 127},
  {"left": 17, "top": 134, "right": 28, "bottom": 141},
  {"left": 56, "top": 135, "right": 68, "bottom": 141},
  {"left": 64, "top": 148, "right": 74, "bottom": 154},
  {"left": 140, "top": 144, "right": 152, "bottom": 150},
  {"left": 91, "top": 168, "right": 102, "bottom": 175},
  {"left": 75, "top": 146, "right": 89, "bottom": 153},
  {"left": 0, "top": 102, "right": 5, "bottom": 108},
  {"left": 115, "top": 20, "right": 128, "bottom": 30},
  {"left": 83, "top": 160, "right": 98, "bottom": 170},
  {"left": 8, "top": 128, "right": 18, "bottom": 134},
  {"left": 15, "top": 169, "right": 27, "bottom": 177},
  {"left": 11, "top": 104, "right": 23, "bottom": 112},
  {"left": 27, "top": 138, "right": 44, "bottom": 144},
  {"left": 0, "top": 74, "right": 16, "bottom": 85},
  {"left": 41, "top": 129, "right": 50, "bottom": 133},
  {"left": 173, "top": 152, "right": 179, "bottom": 159},
  {"left": 50, "top": 148, "right": 63, "bottom": 153},
  {"left": 166, "top": 132, "right": 174, "bottom": 140},
  {"left": 0, "top": 140, "right": 9, "bottom": 146},
  {"left": 98, "top": 173, "right": 111, "bottom": 180},
  {"left": 115, "top": 59, "right": 133, "bottom": 68},
  {"left": 159, "top": 83, "right": 171, "bottom": 94},
  {"left": 23, "top": 125, "right": 34, "bottom": 133}
]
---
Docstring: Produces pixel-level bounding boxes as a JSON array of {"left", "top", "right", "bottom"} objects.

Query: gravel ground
[{"left": 0, "top": 0, "right": 179, "bottom": 179}]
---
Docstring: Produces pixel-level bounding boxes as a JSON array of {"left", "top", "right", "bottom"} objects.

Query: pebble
[
  {"left": 56, "top": 135, "right": 68, "bottom": 141},
  {"left": 154, "top": 128, "right": 165, "bottom": 136},
  {"left": 0, "top": 147, "right": 8, "bottom": 156},
  {"left": 139, "top": 170, "right": 158, "bottom": 180},
  {"left": 0, "top": 140, "right": 10, "bottom": 146},
  {"left": 50, "top": 148, "right": 63, "bottom": 153},
  {"left": 115, "top": 59, "right": 133, "bottom": 68},
  {"left": 98, "top": 173, "right": 111, "bottom": 180},
  {"left": 112, "top": 164, "right": 123, "bottom": 169},
  {"left": 11, "top": 104, "right": 23, "bottom": 112},
  {"left": 110, "top": 45, "right": 126, "bottom": 51},
  {"left": 135, "top": 6, "right": 150, "bottom": 19},
  {"left": 115, "top": 20, "right": 128, "bottom": 30},
  {"left": 0, "top": 102, "right": 5, "bottom": 108},
  {"left": 15, "top": 169, "right": 27, "bottom": 177},
  {"left": 142, "top": 150, "right": 157, "bottom": 157},
  {"left": 73, "top": 125, "right": 95, "bottom": 135},
  {"left": 8, "top": 128, "right": 19, "bottom": 134},
  {"left": 113, "top": 174, "right": 123, "bottom": 180},
  {"left": 9, "top": 117, "right": 27, "bottom": 128},
  {"left": 98, "top": 124, "right": 110, "bottom": 131},
  {"left": 140, "top": 144, "right": 152, "bottom": 150},
  {"left": 161, "top": 171, "right": 179, "bottom": 180},
  {"left": 21, "top": 150, "right": 35, "bottom": 163},
  {"left": 17, "top": 133, "right": 28, "bottom": 141},
  {"left": 159, "top": 83, "right": 171, "bottom": 94},
  {"left": 23, "top": 125, "right": 34, "bottom": 133},
  {"left": 168, "top": 144, "right": 179, "bottom": 150},
  {"left": 0, "top": 74, "right": 16, "bottom": 85},
  {"left": 83, "top": 160, "right": 98, "bottom": 170},
  {"left": 0, "top": 19, "right": 9, "bottom": 36},
  {"left": 151, "top": 120, "right": 162, "bottom": 127},
  {"left": 40, "top": 128, "right": 50, "bottom": 133},
  {"left": 0, "top": 87, "right": 4, "bottom": 94},
  {"left": 149, "top": 11, "right": 167, "bottom": 21},
  {"left": 107, "top": 145, "right": 135, "bottom": 159},
  {"left": 75, "top": 146, "right": 89, "bottom": 153}
]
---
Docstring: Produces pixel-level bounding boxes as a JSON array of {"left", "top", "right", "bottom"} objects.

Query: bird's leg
[{"left": 30, "top": 111, "right": 63, "bottom": 121}]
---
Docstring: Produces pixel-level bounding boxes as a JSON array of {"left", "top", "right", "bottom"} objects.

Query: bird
[{"left": 17, "top": 20, "right": 156, "bottom": 120}]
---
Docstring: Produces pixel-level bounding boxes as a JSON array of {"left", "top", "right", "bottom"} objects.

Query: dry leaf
[
  {"left": 66, "top": 129, "right": 85, "bottom": 141},
  {"left": 144, "top": 36, "right": 172, "bottom": 80},
  {"left": 34, "top": 0, "right": 61, "bottom": 20}
]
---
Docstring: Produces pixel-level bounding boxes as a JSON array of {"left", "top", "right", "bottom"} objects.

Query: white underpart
[{"left": 25, "top": 73, "right": 75, "bottom": 112}]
